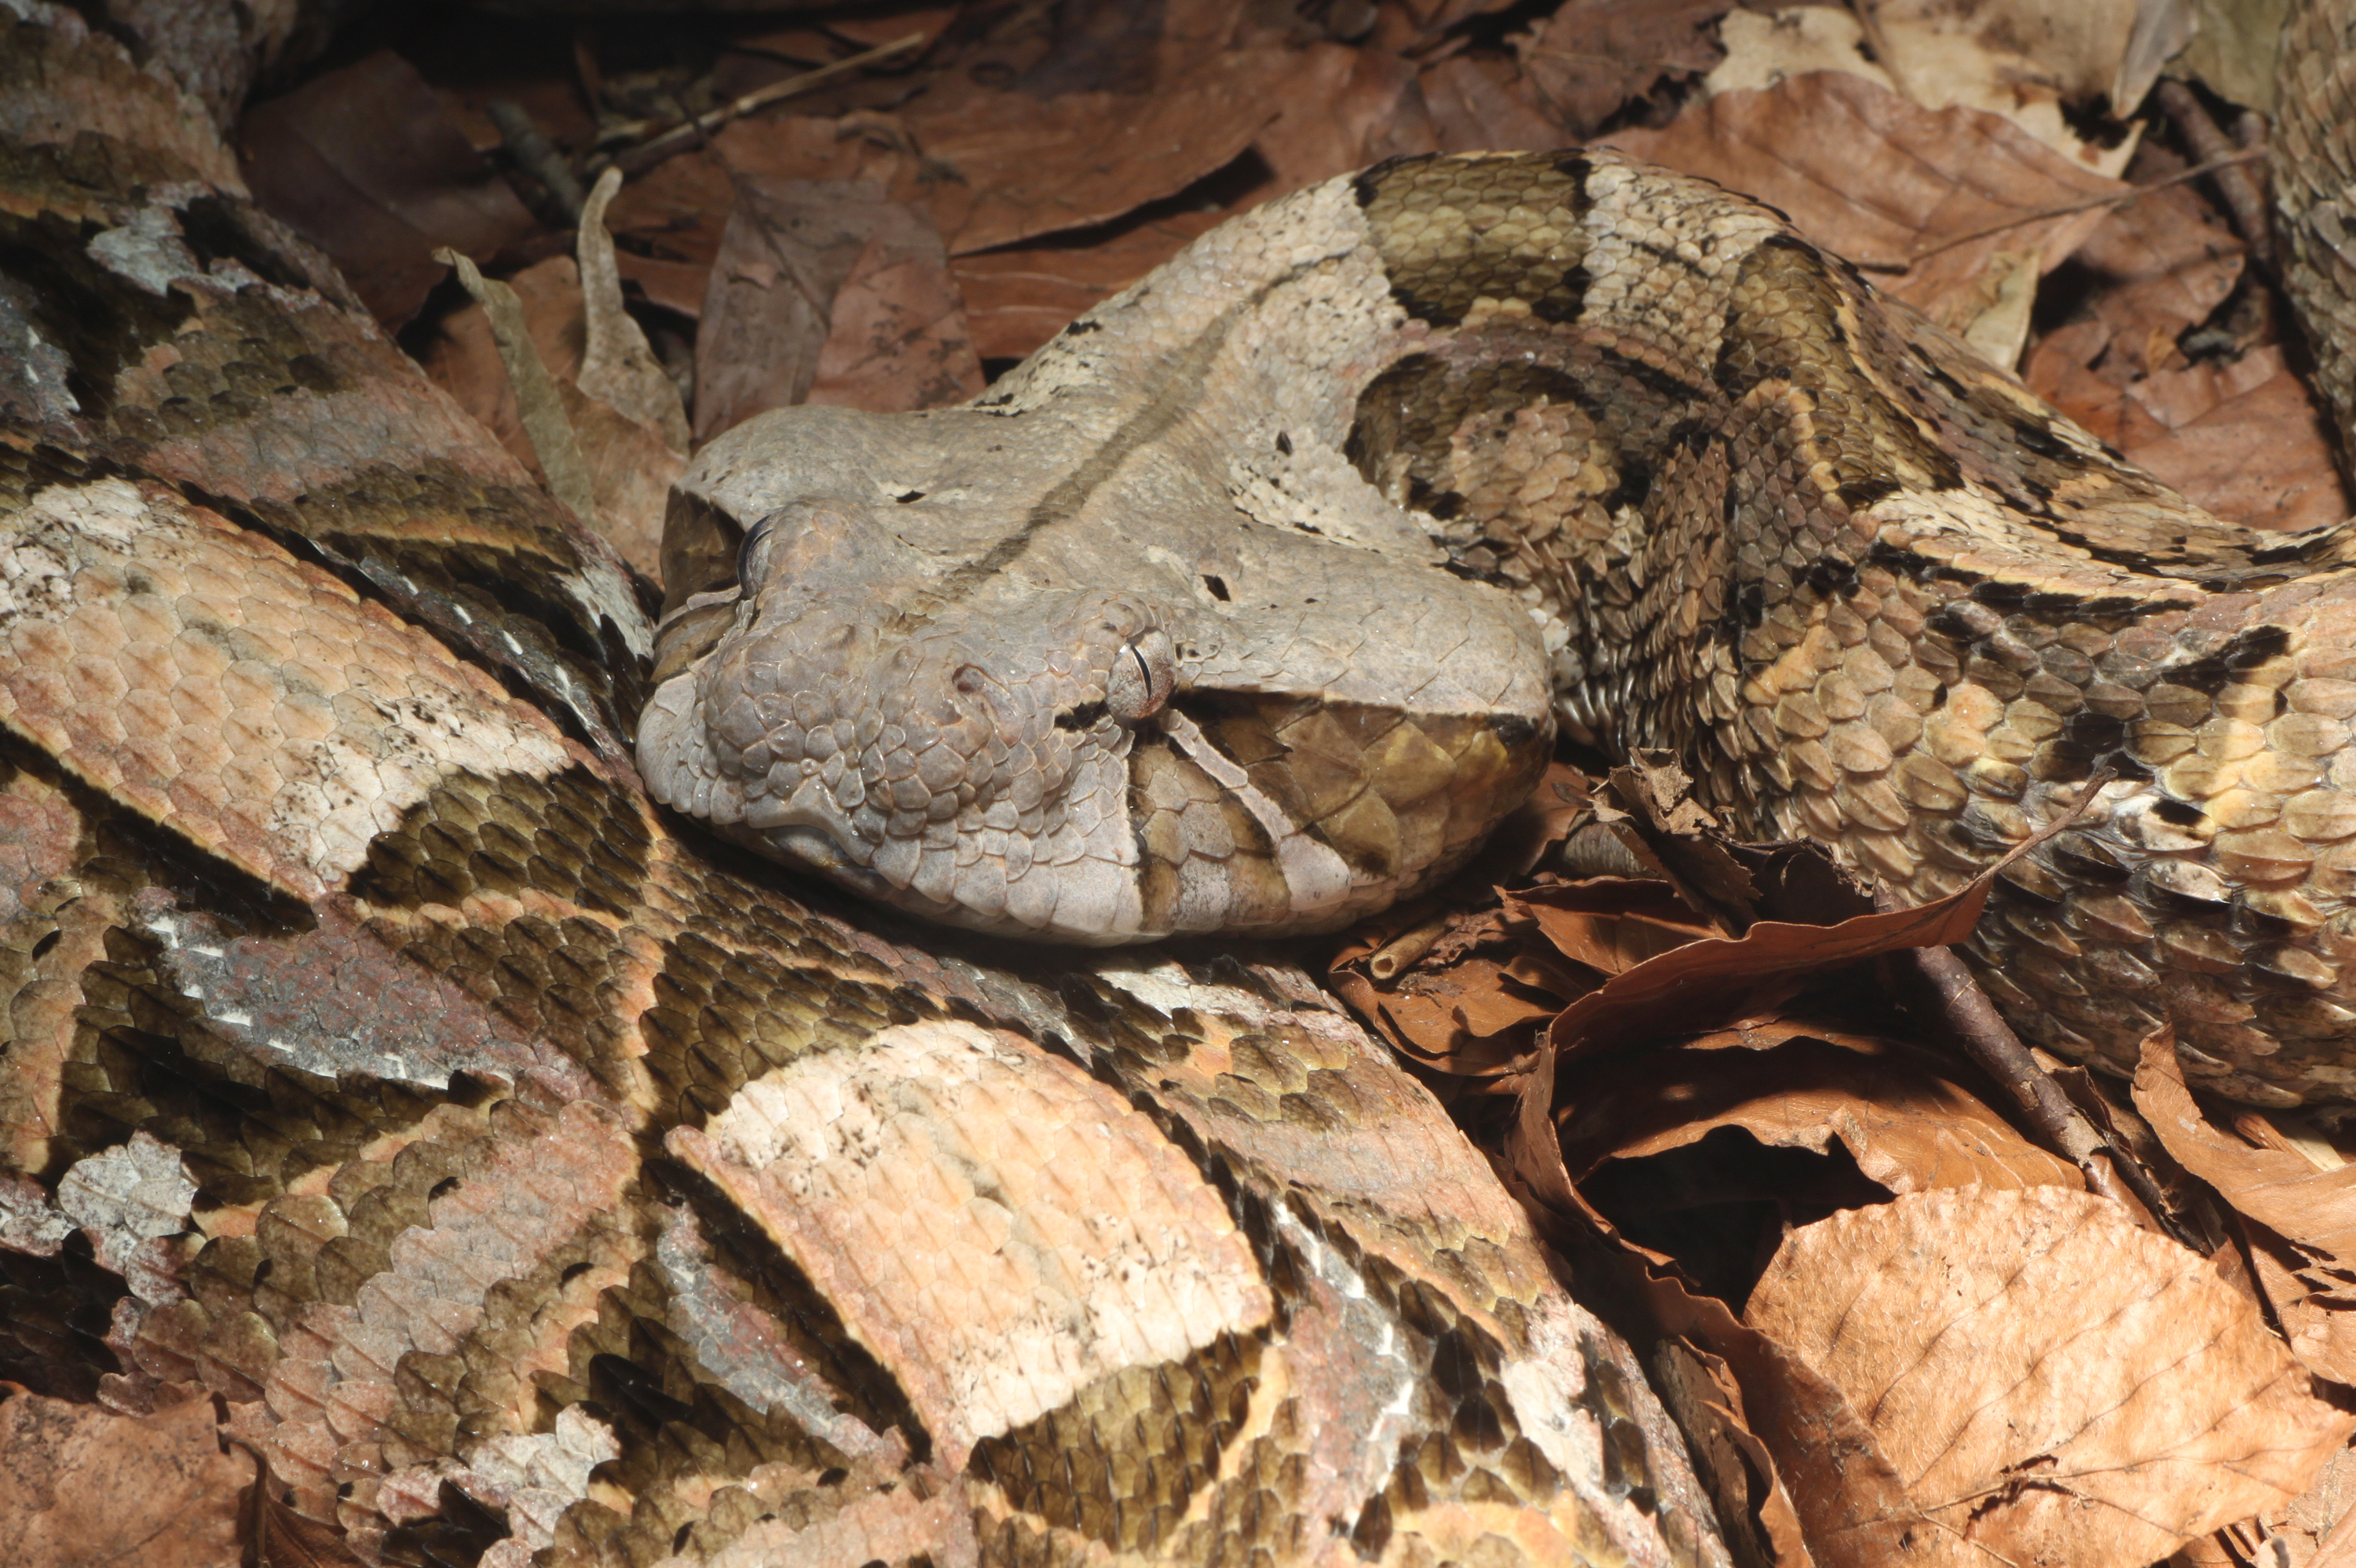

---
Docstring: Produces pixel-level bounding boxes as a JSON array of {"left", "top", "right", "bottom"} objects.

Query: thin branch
[
  {"left": 2155, "top": 79, "right": 2274, "bottom": 271},
  {"left": 1853, "top": 148, "right": 2266, "bottom": 272},
  {"left": 598, "top": 33, "right": 927, "bottom": 177}
]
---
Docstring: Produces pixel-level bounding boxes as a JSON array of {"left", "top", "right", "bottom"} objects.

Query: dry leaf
[
  {"left": 415, "top": 251, "right": 681, "bottom": 572},
  {"left": 1747, "top": 1186, "right": 2354, "bottom": 1566},
  {"left": 1558, "top": 1037, "right": 2082, "bottom": 1195},
  {"left": 1852, "top": 0, "right": 2178, "bottom": 176},
  {"left": 1706, "top": 9, "right": 1897, "bottom": 97},
  {"left": 2175, "top": 0, "right": 2291, "bottom": 114},
  {"left": 1651, "top": 1337, "right": 1819, "bottom": 1568},
  {"left": 2244, "top": 1225, "right": 2356, "bottom": 1387},
  {"left": 692, "top": 177, "right": 874, "bottom": 439},
  {"left": 693, "top": 177, "right": 978, "bottom": 440},
  {"left": 1509, "top": 878, "right": 1725, "bottom": 975},
  {"left": 2133, "top": 1029, "right": 2356, "bottom": 1382},
  {"left": 801, "top": 214, "right": 985, "bottom": 415},
  {"left": 954, "top": 211, "right": 1224, "bottom": 360},
  {"left": 1516, "top": 0, "right": 1733, "bottom": 137},
  {"left": 905, "top": 53, "right": 1288, "bottom": 254},
  {"left": 0, "top": 1388, "right": 251, "bottom": 1567},
  {"left": 1420, "top": 55, "right": 1569, "bottom": 155},
  {"left": 2111, "top": 347, "right": 2351, "bottom": 531},
  {"left": 600, "top": 115, "right": 905, "bottom": 320},
  {"left": 576, "top": 167, "right": 692, "bottom": 454},
  {"left": 436, "top": 248, "right": 599, "bottom": 530},
  {"left": 1540, "top": 879, "right": 1990, "bottom": 1057},
  {"left": 2069, "top": 181, "right": 2247, "bottom": 370},
  {"left": 1604, "top": 71, "right": 2123, "bottom": 334},
  {"left": 1531, "top": 1182, "right": 1926, "bottom": 1568},
  {"left": 1246, "top": 44, "right": 1436, "bottom": 203},
  {"left": 2133, "top": 1029, "right": 2356, "bottom": 1261},
  {"left": 239, "top": 51, "right": 536, "bottom": 326}
]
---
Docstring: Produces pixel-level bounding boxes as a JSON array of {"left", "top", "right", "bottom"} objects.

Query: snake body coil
[{"left": 645, "top": 151, "right": 2356, "bottom": 1110}]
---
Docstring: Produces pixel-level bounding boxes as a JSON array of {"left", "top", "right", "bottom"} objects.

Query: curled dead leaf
[
  {"left": 905, "top": 53, "right": 1289, "bottom": 254},
  {"left": 693, "top": 177, "right": 979, "bottom": 442},
  {"left": 241, "top": 52, "right": 536, "bottom": 326},
  {"left": 1747, "top": 1186, "right": 2354, "bottom": 1567},
  {"left": 1557, "top": 1036, "right": 2081, "bottom": 1197},
  {"left": 2133, "top": 1029, "right": 2356, "bottom": 1383},
  {"left": 436, "top": 248, "right": 599, "bottom": 531},
  {"left": 576, "top": 168, "right": 691, "bottom": 455},
  {"left": 1604, "top": 71, "right": 2124, "bottom": 334},
  {"left": 0, "top": 1388, "right": 251, "bottom": 1568}
]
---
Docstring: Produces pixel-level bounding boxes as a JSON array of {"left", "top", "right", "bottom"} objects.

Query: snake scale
[{"left": 4, "top": 0, "right": 2356, "bottom": 1564}]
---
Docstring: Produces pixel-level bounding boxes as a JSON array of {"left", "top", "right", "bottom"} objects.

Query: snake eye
[
  {"left": 1106, "top": 629, "right": 1176, "bottom": 721},
  {"left": 736, "top": 512, "right": 781, "bottom": 586}
]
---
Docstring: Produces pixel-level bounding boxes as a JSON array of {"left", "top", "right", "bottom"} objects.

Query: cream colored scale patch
[{"left": 0, "top": 476, "right": 575, "bottom": 901}]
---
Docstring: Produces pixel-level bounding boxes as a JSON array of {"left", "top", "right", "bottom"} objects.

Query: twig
[
  {"left": 1879, "top": 897, "right": 2197, "bottom": 1250},
  {"left": 487, "top": 100, "right": 584, "bottom": 225},
  {"left": 1369, "top": 912, "right": 1452, "bottom": 981},
  {"left": 1855, "top": 148, "right": 2266, "bottom": 272},
  {"left": 1846, "top": 0, "right": 1916, "bottom": 104},
  {"left": 2155, "top": 78, "right": 2275, "bottom": 270},
  {"left": 600, "top": 33, "right": 925, "bottom": 177}
]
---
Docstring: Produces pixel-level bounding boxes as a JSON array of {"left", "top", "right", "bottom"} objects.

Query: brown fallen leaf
[
  {"left": 1651, "top": 1336, "right": 1818, "bottom": 1568},
  {"left": 437, "top": 249, "right": 599, "bottom": 531},
  {"left": 0, "top": 1387, "right": 251, "bottom": 1567},
  {"left": 953, "top": 211, "right": 1225, "bottom": 363},
  {"left": 694, "top": 177, "right": 978, "bottom": 440},
  {"left": 905, "top": 52, "right": 1289, "bottom": 254},
  {"left": 1508, "top": 877, "right": 1725, "bottom": 975},
  {"left": 238, "top": 51, "right": 536, "bottom": 326},
  {"left": 1604, "top": 71, "right": 2123, "bottom": 338},
  {"left": 1420, "top": 54, "right": 1570, "bottom": 155},
  {"left": 1539, "top": 878, "right": 1989, "bottom": 1058},
  {"left": 1245, "top": 44, "right": 1436, "bottom": 203},
  {"left": 600, "top": 115, "right": 908, "bottom": 321},
  {"left": 2109, "top": 346, "right": 2351, "bottom": 532},
  {"left": 802, "top": 215, "right": 985, "bottom": 415},
  {"left": 576, "top": 168, "right": 692, "bottom": 455},
  {"left": 2133, "top": 1029, "right": 2356, "bottom": 1264},
  {"left": 1328, "top": 900, "right": 1569, "bottom": 1073},
  {"left": 2059, "top": 178, "right": 2246, "bottom": 378},
  {"left": 2133, "top": 1029, "right": 2356, "bottom": 1383},
  {"left": 1517, "top": 1146, "right": 1891, "bottom": 1568},
  {"left": 1746, "top": 1186, "right": 2354, "bottom": 1567},
  {"left": 1559, "top": 1036, "right": 2081, "bottom": 1197},
  {"left": 1516, "top": 0, "right": 1733, "bottom": 138},
  {"left": 1847, "top": 0, "right": 2173, "bottom": 176}
]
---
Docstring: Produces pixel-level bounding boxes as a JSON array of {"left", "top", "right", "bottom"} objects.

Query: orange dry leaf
[
  {"left": 1604, "top": 71, "right": 2122, "bottom": 336},
  {"left": 1516, "top": 0, "right": 1732, "bottom": 137},
  {"left": 905, "top": 53, "right": 1290, "bottom": 254},
  {"left": 238, "top": 51, "right": 536, "bottom": 326},
  {"left": 953, "top": 212, "right": 1225, "bottom": 360},
  {"left": 1420, "top": 54, "right": 1568, "bottom": 155},
  {"left": 2133, "top": 1029, "right": 2356, "bottom": 1383},
  {"left": 0, "top": 1389, "right": 251, "bottom": 1568},
  {"left": 1540, "top": 883, "right": 1988, "bottom": 1057},
  {"left": 1745, "top": 1186, "right": 2354, "bottom": 1567},
  {"left": 693, "top": 178, "right": 979, "bottom": 441},
  {"left": 1557, "top": 1036, "right": 2080, "bottom": 1196}
]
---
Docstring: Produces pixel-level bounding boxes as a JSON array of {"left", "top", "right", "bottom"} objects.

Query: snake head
[{"left": 638, "top": 498, "right": 1204, "bottom": 940}]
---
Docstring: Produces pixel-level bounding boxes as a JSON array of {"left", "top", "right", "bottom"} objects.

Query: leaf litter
[{"left": 57, "top": 1, "right": 2356, "bottom": 1564}]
